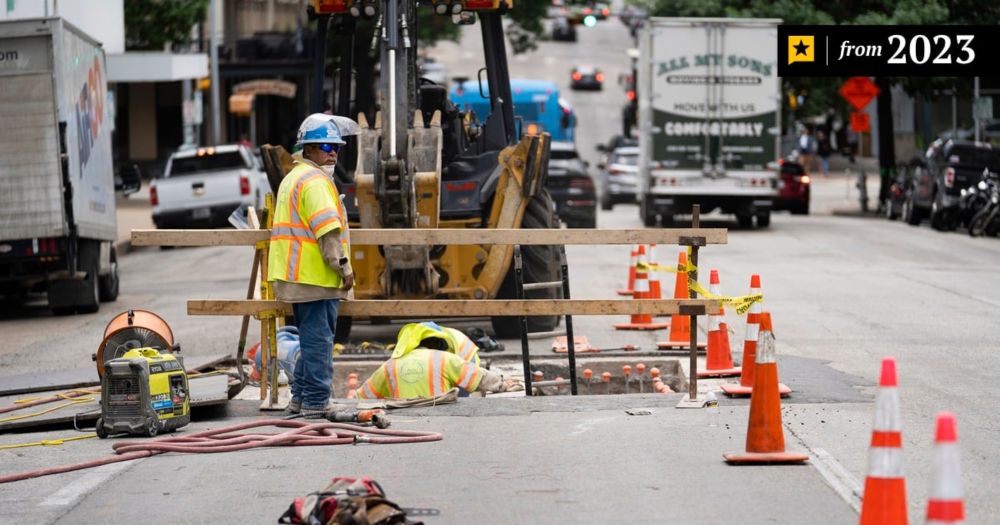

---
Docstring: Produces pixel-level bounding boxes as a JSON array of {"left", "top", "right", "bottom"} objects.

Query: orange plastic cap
[
  {"left": 636, "top": 363, "right": 646, "bottom": 374},
  {"left": 601, "top": 372, "right": 612, "bottom": 383},
  {"left": 650, "top": 367, "right": 661, "bottom": 378},
  {"left": 583, "top": 368, "right": 593, "bottom": 380},
  {"left": 622, "top": 365, "right": 632, "bottom": 376}
]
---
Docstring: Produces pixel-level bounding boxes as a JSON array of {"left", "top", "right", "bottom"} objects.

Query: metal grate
[{"left": 106, "top": 376, "right": 142, "bottom": 417}]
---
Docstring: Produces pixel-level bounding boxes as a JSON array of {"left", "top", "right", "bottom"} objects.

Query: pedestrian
[
  {"left": 269, "top": 113, "right": 356, "bottom": 416},
  {"left": 797, "top": 126, "right": 816, "bottom": 173},
  {"left": 816, "top": 128, "right": 832, "bottom": 176},
  {"left": 846, "top": 126, "right": 859, "bottom": 164},
  {"left": 356, "top": 323, "right": 515, "bottom": 400}
]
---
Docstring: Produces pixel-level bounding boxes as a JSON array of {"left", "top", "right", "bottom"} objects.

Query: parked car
[
  {"left": 551, "top": 16, "right": 577, "bottom": 42},
  {"left": 547, "top": 141, "right": 597, "bottom": 228},
  {"left": 151, "top": 145, "right": 270, "bottom": 229},
  {"left": 599, "top": 146, "right": 639, "bottom": 210},
  {"left": 769, "top": 157, "right": 811, "bottom": 215},
  {"left": 904, "top": 139, "right": 1000, "bottom": 230},
  {"left": 592, "top": 2, "right": 611, "bottom": 19},
  {"left": 570, "top": 65, "right": 604, "bottom": 91}
]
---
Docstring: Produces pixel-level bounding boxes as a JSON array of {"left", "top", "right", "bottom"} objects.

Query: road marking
[
  {"left": 39, "top": 461, "right": 135, "bottom": 507},
  {"left": 809, "top": 447, "right": 863, "bottom": 513}
]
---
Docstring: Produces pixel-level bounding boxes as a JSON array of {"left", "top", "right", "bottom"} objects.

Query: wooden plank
[
  {"left": 188, "top": 299, "right": 723, "bottom": 317},
  {"left": 132, "top": 228, "right": 728, "bottom": 247}
]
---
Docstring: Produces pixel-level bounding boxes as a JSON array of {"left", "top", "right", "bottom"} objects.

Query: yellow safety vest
[
  {"left": 267, "top": 161, "right": 350, "bottom": 288},
  {"left": 356, "top": 348, "right": 483, "bottom": 400}
]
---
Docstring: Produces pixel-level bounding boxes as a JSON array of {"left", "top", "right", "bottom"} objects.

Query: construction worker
[
  {"left": 269, "top": 113, "right": 355, "bottom": 416},
  {"left": 356, "top": 323, "right": 512, "bottom": 400}
]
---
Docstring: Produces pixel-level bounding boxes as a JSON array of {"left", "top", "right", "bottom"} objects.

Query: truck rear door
[{"left": 159, "top": 150, "right": 254, "bottom": 215}]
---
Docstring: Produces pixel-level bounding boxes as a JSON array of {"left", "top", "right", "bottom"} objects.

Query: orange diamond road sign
[
  {"left": 840, "top": 77, "right": 880, "bottom": 110},
  {"left": 851, "top": 111, "right": 871, "bottom": 133}
]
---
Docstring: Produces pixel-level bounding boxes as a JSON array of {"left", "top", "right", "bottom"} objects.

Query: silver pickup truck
[{"left": 151, "top": 145, "right": 269, "bottom": 229}]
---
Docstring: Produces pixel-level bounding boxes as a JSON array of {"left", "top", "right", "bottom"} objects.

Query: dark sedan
[
  {"left": 770, "top": 157, "right": 811, "bottom": 215},
  {"left": 570, "top": 66, "right": 604, "bottom": 91},
  {"left": 905, "top": 139, "right": 1000, "bottom": 230},
  {"left": 547, "top": 141, "right": 597, "bottom": 228}
]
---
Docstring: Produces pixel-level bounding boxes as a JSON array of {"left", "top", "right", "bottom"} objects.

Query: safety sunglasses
[{"left": 318, "top": 143, "right": 342, "bottom": 154}]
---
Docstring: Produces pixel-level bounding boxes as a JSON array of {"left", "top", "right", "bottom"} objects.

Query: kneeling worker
[{"left": 356, "top": 323, "right": 511, "bottom": 400}]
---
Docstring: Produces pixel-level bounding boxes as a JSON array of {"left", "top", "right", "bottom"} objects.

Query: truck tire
[
  {"left": 334, "top": 315, "right": 352, "bottom": 344},
  {"left": 640, "top": 198, "right": 658, "bottom": 227},
  {"left": 491, "top": 189, "right": 562, "bottom": 338},
  {"left": 600, "top": 193, "right": 614, "bottom": 211},
  {"left": 756, "top": 211, "right": 771, "bottom": 228},
  {"left": 99, "top": 247, "right": 119, "bottom": 302},
  {"left": 77, "top": 241, "right": 101, "bottom": 314},
  {"left": 736, "top": 213, "right": 754, "bottom": 229}
]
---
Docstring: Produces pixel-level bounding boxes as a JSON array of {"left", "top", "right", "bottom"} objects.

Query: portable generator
[{"left": 95, "top": 348, "right": 190, "bottom": 438}]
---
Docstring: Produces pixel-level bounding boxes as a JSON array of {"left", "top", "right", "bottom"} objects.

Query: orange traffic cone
[
  {"left": 926, "top": 411, "right": 963, "bottom": 525},
  {"left": 723, "top": 312, "right": 808, "bottom": 464},
  {"left": 647, "top": 244, "right": 662, "bottom": 301},
  {"left": 614, "top": 248, "right": 668, "bottom": 331},
  {"left": 859, "top": 357, "right": 908, "bottom": 525},
  {"left": 657, "top": 251, "right": 706, "bottom": 350},
  {"left": 721, "top": 276, "right": 790, "bottom": 396},
  {"left": 699, "top": 269, "right": 740, "bottom": 378},
  {"left": 617, "top": 244, "right": 643, "bottom": 296}
]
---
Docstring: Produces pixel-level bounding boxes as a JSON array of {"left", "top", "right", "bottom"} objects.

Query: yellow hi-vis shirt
[
  {"left": 267, "top": 161, "right": 350, "bottom": 288},
  {"left": 393, "top": 322, "right": 481, "bottom": 366},
  {"left": 356, "top": 348, "right": 484, "bottom": 400}
]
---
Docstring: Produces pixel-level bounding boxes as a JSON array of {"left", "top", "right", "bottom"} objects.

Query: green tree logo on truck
[{"left": 75, "top": 56, "right": 105, "bottom": 177}]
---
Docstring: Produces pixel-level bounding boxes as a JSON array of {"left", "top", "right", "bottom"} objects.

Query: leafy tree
[{"left": 124, "top": 0, "right": 209, "bottom": 51}]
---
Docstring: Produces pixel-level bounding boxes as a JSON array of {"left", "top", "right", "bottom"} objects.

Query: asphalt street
[{"left": 1, "top": 14, "right": 999, "bottom": 525}]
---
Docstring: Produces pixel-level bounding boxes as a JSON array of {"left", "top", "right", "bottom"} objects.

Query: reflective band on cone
[
  {"left": 859, "top": 356, "right": 908, "bottom": 525},
  {"left": 699, "top": 269, "right": 740, "bottom": 378},
  {"left": 723, "top": 312, "right": 808, "bottom": 464},
  {"left": 927, "top": 412, "right": 964, "bottom": 524}
]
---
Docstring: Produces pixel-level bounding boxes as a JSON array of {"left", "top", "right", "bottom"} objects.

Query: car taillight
[
  {"left": 626, "top": 90, "right": 636, "bottom": 101},
  {"left": 608, "top": 168, "right": 626, "bottom": 176},
  {"left": 596, "top": 73, "right": 605, "bottom": 82},
  {"left": 944, "top": 167, "right": 955, "bottom": 187},
  {"left": 602, "top": 7, "right": 610, "bottom": 16},
  {"left": 583, "top": 7, "right": 592, "bottom": 14},
  {"left": 572, "top": 72, "right": 582, "bottom": 81},
  {"left": 240, "top": 174, "right": 250, "bottom": 195},
  {"left": 570, "top": 178, "right": 594, "bottom": 189},
  {"left": 150, "top": 184, "right": 158, "bottom": 206}
]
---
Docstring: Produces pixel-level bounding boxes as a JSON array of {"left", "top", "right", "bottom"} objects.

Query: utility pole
[
  {"left": 209, "top": 0, "right": 221, "bottom": 146},
  {"left": 974, "top": 77, "right": 981, "bottom": 143}
]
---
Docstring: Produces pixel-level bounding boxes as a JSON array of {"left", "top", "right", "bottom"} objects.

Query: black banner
[{"left": 778, "top": 25, "right": 998, "bottom": 77}]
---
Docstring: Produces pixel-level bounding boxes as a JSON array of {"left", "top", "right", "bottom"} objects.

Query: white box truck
[
  {"left": 637, "top": 18, "right": 781, "bottom": 228},
  {"left": 0, "top": 18, "right": 135, "bottom": 314}
]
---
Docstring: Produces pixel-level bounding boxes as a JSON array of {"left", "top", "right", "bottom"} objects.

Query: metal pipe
[
  {"left": 975, "top": 77, "right": 981, "bottom": 143},
  {"left": 560, "top": 247, "right": 578, "bottom": 395},
  {"left": 515, "top": 246, "right": 533, "bottom": 395},
  {"left": 689, "top": 204, "right": 700, "bottom": 401},
  {"left": 209, "top": 0, "right": 221, "bottom": 145}
]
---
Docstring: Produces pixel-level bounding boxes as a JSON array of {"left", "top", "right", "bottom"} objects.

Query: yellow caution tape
[
  {"left": 0, "top": 433, "right": 97, "bottom": 450},
  {"left": 636, "top": 251, "right": 763, "bottom": 316}
]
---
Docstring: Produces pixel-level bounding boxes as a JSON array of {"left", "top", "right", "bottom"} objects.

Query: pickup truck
[{"left": 151, "top": 145, "right": 269, "bottom": 228}]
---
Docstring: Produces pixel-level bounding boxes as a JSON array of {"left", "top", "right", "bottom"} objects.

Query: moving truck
[
  {"left": 0, "top": 18, "right": 137, "bottom": 314},
  {"left": 637, "top": 18, "right": 780, "bottom": 228}
]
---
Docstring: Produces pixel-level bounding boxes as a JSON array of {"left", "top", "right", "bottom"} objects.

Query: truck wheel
[
  {"left": 99, "top": 247, "right": 120, "bottom": 302},
  {"left": 76, "top": 241, "right": 101, "bottom": 314},
  {"left": 491, "top": 189, "right": 562, "bottom": 338},
  {"left": 600, "top": 193, "right": 614, "bottom": 211},
  {"left": 756, "top": 211, "right": 771, "bottom": 228},
  {"left": 903, "top": 198, "right": 921, "bottom": 226},
  {"left": 334, "top": 315, "right": 353, "bottom": 344},
  {"left": 736, "top": 213, "right": 754, "bottom": 229},
  {"left": 640, "top": 198, "right": 658, "bottom": 227}
]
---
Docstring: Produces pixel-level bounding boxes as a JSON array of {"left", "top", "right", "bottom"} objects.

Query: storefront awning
[{"left": 107, "top": 52, "right": 208, "bottom": 83}]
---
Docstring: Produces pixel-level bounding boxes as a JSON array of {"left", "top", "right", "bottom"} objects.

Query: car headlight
[{"left": 979, "top": 181, "right": 988, "bottom": 190}]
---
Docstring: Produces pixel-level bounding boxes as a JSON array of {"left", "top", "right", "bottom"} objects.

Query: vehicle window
[
  {"left": 168, "top": 152, "right": 249, "bottom": 176},
  {"left": 611, "top": 153, "right": 638, "bottom": 166},
  {"left": 946, "top": 147, "right": 1000, "bottom": 170},
  {"left": 550, "top": 149, "right": 580, "bottom": 160}
]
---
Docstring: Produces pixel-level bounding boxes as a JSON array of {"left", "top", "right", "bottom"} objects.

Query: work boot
[
  {"left": 301, "top": 402, "right": 336, "bottom": 418},
  {"left": 286, "top": 398, "right": 301, "bottom": 415}
]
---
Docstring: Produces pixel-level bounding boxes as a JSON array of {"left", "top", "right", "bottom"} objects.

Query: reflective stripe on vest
[
  {"left": 429, "top": 351, "right": 444, "bottom": 397},
  {"left": 359, "top": 380, "right": 380, "bottom": 400},
  {"left": 385, "top": 361, "right": 400, "bottom": 399},
  {"left": 456, "top": 361, "right": 479, "bottom": 390}
]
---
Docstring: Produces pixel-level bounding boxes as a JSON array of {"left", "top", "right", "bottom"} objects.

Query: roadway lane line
[
  {"left": 38, "top": 461, "right": 136, "bottom": 508},
  {"left": 785, "top": 423, "right": 863, "bottom": 512}
]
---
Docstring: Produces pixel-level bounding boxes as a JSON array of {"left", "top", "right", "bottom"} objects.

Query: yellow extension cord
[{"left": 0, "top": 433, "right": 96, "bottom": 450}]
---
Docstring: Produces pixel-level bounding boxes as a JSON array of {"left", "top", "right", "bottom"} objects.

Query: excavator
[{"left": 262, "top": 0, "right": 560, "bottom": 341}]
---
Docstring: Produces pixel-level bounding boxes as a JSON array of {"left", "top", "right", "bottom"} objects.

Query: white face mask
[{"left": 321, "top": 164, "right": 336, "bottom": 177}]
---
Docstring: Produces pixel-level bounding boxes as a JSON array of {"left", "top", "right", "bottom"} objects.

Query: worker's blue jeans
[{"left": 291, "top": 299, "right": 339, "bottom": 409}]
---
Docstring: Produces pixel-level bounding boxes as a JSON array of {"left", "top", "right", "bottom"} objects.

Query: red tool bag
[{"left": 278, "top": 476, "right": 422, "bottom": 525}]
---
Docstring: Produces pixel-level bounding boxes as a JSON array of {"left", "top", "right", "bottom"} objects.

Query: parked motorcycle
[{"left": 963, "top": 168, "right": 1000, "bottom": 237}]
